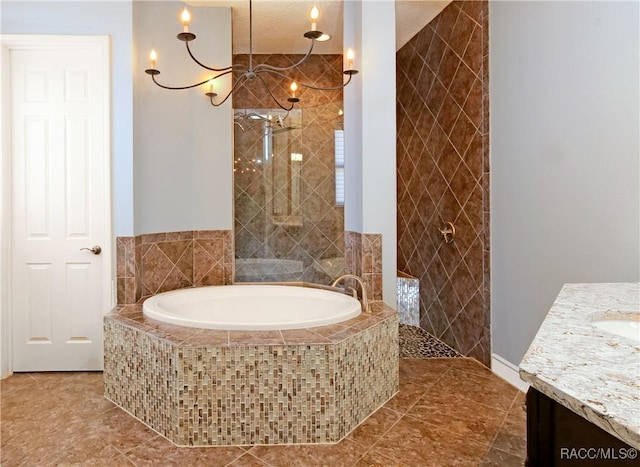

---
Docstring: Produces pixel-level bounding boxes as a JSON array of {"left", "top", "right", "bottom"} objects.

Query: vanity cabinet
[{"left": 526, "top": 388, "right": 638, "bottom": 466}]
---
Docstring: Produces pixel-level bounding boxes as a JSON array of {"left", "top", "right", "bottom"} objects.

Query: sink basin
[{"left": 592, "top": 317, "right": 640, "bottom": 342}]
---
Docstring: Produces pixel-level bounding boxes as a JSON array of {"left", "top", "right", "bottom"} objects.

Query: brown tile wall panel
[
  {"left": 116, "top": 231, "right": 234, "bottom": 304},
  {"left": 116, "top": 236, "right": 136, "bottom": 305},
  {"left": 396, "top": 0, "right": 490, "bottom": 365},
  {"left": 345, "top": 231, "right": 383, "bottom": 301},
  {"left": 233, "top": 54, "right": 345, "bottom": 285}
]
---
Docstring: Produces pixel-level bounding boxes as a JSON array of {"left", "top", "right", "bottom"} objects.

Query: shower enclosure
[{"left": 233, "top": 102, "right": 345, "bottom": 283}]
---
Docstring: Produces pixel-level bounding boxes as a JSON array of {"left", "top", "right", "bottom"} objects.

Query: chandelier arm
[
  {"left": 151, "top": 74, "right": 214, "bottom": 91},
  {"left": 209, "top": 90, "right": 232, "bottom": 107},
  {"left": 257, "top": 70, "right": 354, "bottom": 92},
  {"left": 150, "top": 68, "right": 236, "bottom": 91},
  {"left": 253, "top": 40, "right": 316, "bottom": 73},
  {"left": 300, "top": 73, "right": 353, "bottom": 91},
  {"left": 185, "top": 41, "right": 244, "bottom": 72},
  {"left": 210, "top": 74, "right": 249, "bottom": 107},
  {"left": 254, "top": 74, "right": 294, "bottom": 111}
]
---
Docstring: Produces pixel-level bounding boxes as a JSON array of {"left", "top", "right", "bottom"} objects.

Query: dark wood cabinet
[{"left": 526, "top": 388, "right": 638, "bottom": 466}]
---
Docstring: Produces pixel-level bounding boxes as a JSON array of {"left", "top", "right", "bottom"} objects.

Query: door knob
[{"left": 80, "top": 245, "right": 102, "bottom": 255}]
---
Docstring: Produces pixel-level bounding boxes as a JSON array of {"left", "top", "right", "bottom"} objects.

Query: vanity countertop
[{"left": 519, "top": 282, "right": 640, "bottom": 449}]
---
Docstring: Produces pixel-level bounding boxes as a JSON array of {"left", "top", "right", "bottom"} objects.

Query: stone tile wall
[
  {"left": 396, "top": 0, "right": 490, "bottom": 364},
  {"left": 345, "top": 231, "right": 383, "bottom": 301},
  {"left": 115, "top": 230, "right": 234, "bottom": 304},
  {"left": 116, "top": 237, "right": 136, "bottom": 304},
  {"left": 233, "top": 54, "right": 345, "bottom": 285}
]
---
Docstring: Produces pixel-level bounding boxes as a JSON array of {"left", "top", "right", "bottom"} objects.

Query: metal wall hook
[{"left": 439, "top": 222, "right": 456, "bottom": 244}]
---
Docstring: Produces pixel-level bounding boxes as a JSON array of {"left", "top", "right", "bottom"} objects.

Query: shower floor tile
[
  {"left": 398, "top": 323, "right": 463, "bottom": 358},
  {"left": 0, "top": 359, "right": 525, "bottom": 466}
]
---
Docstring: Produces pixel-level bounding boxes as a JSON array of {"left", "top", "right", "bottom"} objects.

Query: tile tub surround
[
  {"left": 396, "top": 0, "right": 490, "bottom": 364},
  {"left": 116, "top": 231, "right": 234, "bottom": 304},
  {"left": 519, "top": 282, "right": 640, "bottom": 449},
  {"left": 104, "top": 301, "right": 399, "bottom": 447}
]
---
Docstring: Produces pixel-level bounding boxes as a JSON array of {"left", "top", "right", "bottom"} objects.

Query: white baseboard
[{"left": 492, "top": 353, "right": 529, "bottom": 393}]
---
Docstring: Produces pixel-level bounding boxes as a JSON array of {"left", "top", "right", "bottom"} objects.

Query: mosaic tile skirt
[{"left": 104, "top": 307, "right": 399, "bottom": 447}]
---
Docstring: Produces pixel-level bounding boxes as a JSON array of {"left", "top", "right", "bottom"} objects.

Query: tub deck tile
[
  {"left": 228, "top": 330, "right": 285, "bottom": 345},
  {"left": 106, "top": 301, "right": 396, "bottom": 348},
  {"left": 185, "top": 329, "right": 230, "bottom": 346},
  {"left": 280, "top": 329, "right": 333, "bottom": 344}
]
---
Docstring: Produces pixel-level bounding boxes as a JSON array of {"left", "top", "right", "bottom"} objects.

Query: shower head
[{"left": 272, "top": 126, "right": 300, "bottom": 134}]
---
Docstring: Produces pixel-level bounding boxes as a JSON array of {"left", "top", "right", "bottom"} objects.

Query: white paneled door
[{"left": 8, "top": 36, "right": 111, "bottom": 371}]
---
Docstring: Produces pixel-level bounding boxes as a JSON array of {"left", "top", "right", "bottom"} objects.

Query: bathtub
[{"left": 142, "top": 284, "right": 361, "bottom": 330}]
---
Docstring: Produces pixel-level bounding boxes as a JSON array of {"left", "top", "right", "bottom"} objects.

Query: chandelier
[{"left": 145, "top": 0, "right": 359, "bottom": 111}]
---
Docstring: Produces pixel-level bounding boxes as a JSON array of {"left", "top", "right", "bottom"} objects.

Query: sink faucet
[{"left": 331, "top": 274, "right": 371, "bottom": 313}]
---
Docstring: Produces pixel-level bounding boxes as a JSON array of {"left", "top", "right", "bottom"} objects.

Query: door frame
[{"left": 0, "top": 35, "right": 113, "bottom": 377}]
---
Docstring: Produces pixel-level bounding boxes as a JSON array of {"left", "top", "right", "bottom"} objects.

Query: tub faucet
[{"left": 331, "top": 274, "right": 371, "bottom": 313}]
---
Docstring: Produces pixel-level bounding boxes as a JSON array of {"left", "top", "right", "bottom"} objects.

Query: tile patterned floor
[{"left": 0, "top": 358, "right": 526, "bottom": 466}]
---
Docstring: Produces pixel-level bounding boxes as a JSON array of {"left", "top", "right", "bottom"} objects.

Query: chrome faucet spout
[{"left": 331, "top": 274, "right": 371, "bottom": 313}]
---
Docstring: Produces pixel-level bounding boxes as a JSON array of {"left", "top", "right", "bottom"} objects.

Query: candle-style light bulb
[
  {"left": 181, "top": 7, "right": 191, "bottom": 33},
  {"left": 208, "top": 78, "right": 214, "bottom": 94},
  {"left": 346, "top": 48, "right": 355, "bottom": 70},
  {"left": 149, "top": 49, "right": 157, "bottom": 69},
  {"left": 290, "top": 81, "right": 298, "bottom": 98},
  {"left": 309, "top": 5, "right": 319, "bottom": 31}
]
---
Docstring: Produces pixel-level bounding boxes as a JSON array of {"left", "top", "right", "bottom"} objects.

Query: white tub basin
[
  {"left": 592, "top": 316, "right": 640, "bottom": 342},
  {"left": 143, "top": 284, "right": 361, "bottom": 330}
]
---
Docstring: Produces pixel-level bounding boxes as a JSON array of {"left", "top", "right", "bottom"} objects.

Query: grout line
[
  {"left": 486, "top": 401, "right": 513, "bottom": 450},
  {"left": 111, "top": 441, "right": 139, "bottom": 467},
  {"left": 355, "top": 410, "right": 410, "bottom": 464},
  {"left": 222, "top": 448, "right": 254, "bottom": 467}
]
